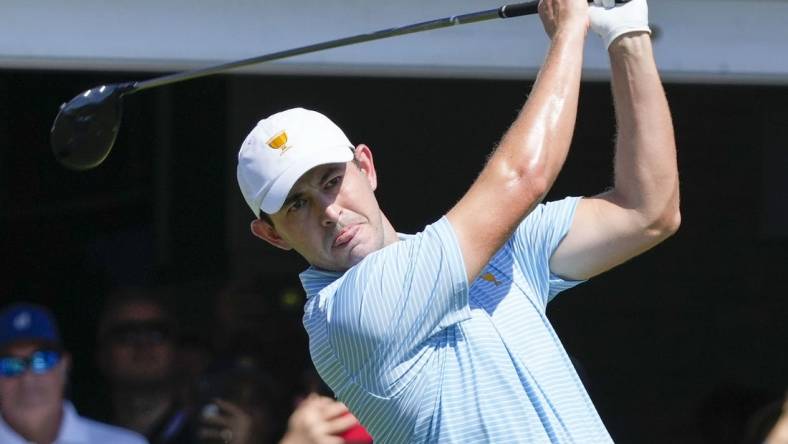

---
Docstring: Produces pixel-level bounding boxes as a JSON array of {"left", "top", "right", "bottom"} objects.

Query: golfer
[{"left": 237, "top": 0, "right": 679, "bottom": 441}]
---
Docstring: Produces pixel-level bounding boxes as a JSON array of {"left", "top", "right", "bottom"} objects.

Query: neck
[
  {"left": 111, "top": 386, "right": 174, "bottom": 436},
  {"left": 380, "top": 213, "right": 399, "bottom": 247},
  {"left": 3, "top": 403, "right": 62, "bottom": 444}
]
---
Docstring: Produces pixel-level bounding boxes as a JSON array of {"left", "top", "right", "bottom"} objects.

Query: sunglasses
[
  {"left": 105, "top": 320, "right": 173, "bottom": 345},
  {"left": 0, "top": 349, "right": 62, "bottom": 378}
]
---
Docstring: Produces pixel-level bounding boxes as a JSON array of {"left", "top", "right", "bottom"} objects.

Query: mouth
[{"left": 333, "top": 224, "right": 361, "bottom": 248}]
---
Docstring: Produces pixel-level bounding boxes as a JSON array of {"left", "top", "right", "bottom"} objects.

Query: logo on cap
[
  {"left": 266, "top": 130, "right": 291, "bottom": 155},
  {"left": 13, "top": 312, "right": 32, "bottom": 331}
]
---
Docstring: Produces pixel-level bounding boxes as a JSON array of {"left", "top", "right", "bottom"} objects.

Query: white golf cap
[{"left": 237, "top": 108, "right": 355, "bottom": 217}]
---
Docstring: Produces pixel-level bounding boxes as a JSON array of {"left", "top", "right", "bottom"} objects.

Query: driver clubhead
[{"left": 50, "top": 82, "right": 135, "bottom": 171}]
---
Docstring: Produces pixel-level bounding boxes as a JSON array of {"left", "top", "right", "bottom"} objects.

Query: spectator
[
  {"left": 278, "top": 368, "right": 372, "bottom": 444},
  {"left": 194, "top": 356, "right": 372, "bottom": 444},
  {"left": 194, "top": 354, "right": 281, "bottom": 444},
  {"left": 280, "top": 394, "right": 371, "bottom": 444},
  {"left": 696, "top": 382, "right": 779, "bottom": 444},
  {"left": 745, "top": 391, "right": 788, "bottom": 444},
  {"left": 97, "top": 290, "right": 190, "bottom": 443},
  {"left": 175, "top": 331, "right": 214, "bottom": 409},
  {"left": 765, "top": 398, "right": 788, "bottom": 444},
  {"left": 0, "top": 302, "right": 146, "bottom": 444},
  {"left": 213, "top": 277, "right": 310, "bottom": 405}
]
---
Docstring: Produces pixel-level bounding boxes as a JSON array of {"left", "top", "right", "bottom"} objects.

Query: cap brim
[{"left": 260, "top": 145, "right": 354, "bottom": 214}]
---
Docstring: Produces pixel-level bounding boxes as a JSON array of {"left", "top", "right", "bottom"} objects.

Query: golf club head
[{"left": 50, "top": 82, "right": 136, "bottom": 171}]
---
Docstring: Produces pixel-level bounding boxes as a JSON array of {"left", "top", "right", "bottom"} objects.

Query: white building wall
[{"left": 2, "top": 0, "right": 787, "bottom": 84}]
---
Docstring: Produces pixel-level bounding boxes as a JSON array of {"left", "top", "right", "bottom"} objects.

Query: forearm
[
  {"left": 547, "top": 3, "right": 678, "bottom": 280},
  {"left": 493, "top": 25, "right": 586, "bottom": 192},
  {"left": 607, "top": 33, "right": 680, "bottom": 230},
  {"left": 447, "top": 4, "right": 589, "bottom": 282},
  {"left": 450, "top": 26, "right": 586, "bottom": 280}
]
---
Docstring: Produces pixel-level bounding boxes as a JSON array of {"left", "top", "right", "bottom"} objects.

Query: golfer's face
[{"left": 270, "top": 159, "right": 385, "bottom": 271}]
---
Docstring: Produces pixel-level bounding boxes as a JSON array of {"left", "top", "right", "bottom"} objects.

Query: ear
[
  {"left": 251, "top": 219, "right": 293, "bottom": 251},
  {"left": 354, "top": 144, "right": 378, "bottom": 191}
]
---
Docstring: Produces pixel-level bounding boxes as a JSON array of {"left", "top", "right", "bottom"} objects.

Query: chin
[
  {"left": 328, "top": 250, "right": 366, "bottom": 271},
  {"left": 323, "top": 239, "right": 380, "bottom": 271},
  {"left": 347, "top": 242, "right": 378, "bottom": 266}
]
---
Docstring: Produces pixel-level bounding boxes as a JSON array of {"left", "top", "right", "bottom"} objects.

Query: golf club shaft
[{"left": 133, "top": 1, "right": 541, "bottom": 92}]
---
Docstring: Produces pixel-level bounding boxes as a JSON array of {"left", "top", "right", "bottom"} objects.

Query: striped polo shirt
[{"left": 301, "top": 197, "right": 613, "bottom": 443}]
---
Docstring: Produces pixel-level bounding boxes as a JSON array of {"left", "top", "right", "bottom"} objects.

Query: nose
[
  {"left": 19, "top": 369, "right": 41, "bottom": 383},
  {"left": 320, "top": 198, "right": 342, "bottom": 228}
]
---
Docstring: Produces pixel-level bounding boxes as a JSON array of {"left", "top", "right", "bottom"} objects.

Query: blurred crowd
[
  {"left": 0, "top": 283, "right": 373, "bottom": 444},
  {"left": 3, "top": 287, "right": 787, "bottom": 444}
]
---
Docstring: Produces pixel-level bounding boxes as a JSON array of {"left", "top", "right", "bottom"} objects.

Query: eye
[
  {"left": 287, "top": 198, "right": 306, "bottom": 213},
  {"left": 325, "top": 175, "right": 342, "bottom": 189}
]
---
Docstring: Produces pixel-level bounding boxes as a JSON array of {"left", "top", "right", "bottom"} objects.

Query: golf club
[{"left": 50, "top": 0, "right": 630, "bottom": 171}]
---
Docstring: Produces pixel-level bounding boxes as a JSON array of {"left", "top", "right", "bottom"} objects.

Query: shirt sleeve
[
  {"left": 325, "top": 216, "right": 470, "bottom": 396},
  {"left": 510, "top": 196, "right": 585, "bottom": 307}
]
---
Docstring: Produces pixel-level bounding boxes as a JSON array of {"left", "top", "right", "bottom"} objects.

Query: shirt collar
[
  {"left": 300, "top": 267, "right": 342, "bottom": 299},
  {"left": 58, "top": 401, "right": 89, "bottom": 443},
  {"left": 0, "top": 401, "right": 87, "bottom": 444}
]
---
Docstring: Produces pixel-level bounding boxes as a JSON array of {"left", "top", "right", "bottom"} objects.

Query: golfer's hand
[
  {"left": 198, "top": 399, "right": 254, "bottom": 444},
  {"left": 280, "top": 394, "right": 360, "bottom": 444},
  {"left": 589, "top": 0, "right": 650, "bottom": 49},
  {"left": 538, "top": 0, "right": 589, "bottom": 39}
]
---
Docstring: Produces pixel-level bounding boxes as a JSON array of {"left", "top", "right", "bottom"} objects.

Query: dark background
[{"left": 2, "top": 69, "right": 787, "bottom": 443}]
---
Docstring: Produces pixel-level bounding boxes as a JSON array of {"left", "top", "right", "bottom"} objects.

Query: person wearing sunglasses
[
  {"left": 0, "top": 302, "right": 147, "bottom": 444},
  {"left": 96, "top": 291, "right": 191, "bottom": 444}
]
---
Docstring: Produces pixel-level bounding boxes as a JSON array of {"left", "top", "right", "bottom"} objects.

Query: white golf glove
[{"left": 589, "top": 0, "right": 651, "bottom": 49}]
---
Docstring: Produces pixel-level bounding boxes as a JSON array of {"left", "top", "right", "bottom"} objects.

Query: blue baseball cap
[{"left": 0, "top": 303, "right": 61, "bottom": 351}]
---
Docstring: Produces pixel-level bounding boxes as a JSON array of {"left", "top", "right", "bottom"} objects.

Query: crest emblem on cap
[
  {"left": 13, "top": 312, "right": 32, "bottom": 331},
  {"left": 266, "top": 130, "right": 291, "bottom": 155}
]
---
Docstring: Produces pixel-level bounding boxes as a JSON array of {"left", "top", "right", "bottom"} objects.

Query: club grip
[{"left": 498, "top": 0, "right": 631, "bottom": 18}]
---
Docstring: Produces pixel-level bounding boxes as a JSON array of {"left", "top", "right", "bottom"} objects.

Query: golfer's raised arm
[
  {"left": 549, "top": 1, "right": 681, "bottom": 281},
  {"left": 447, "top": 0, "right": 588, "bottom": 282}
]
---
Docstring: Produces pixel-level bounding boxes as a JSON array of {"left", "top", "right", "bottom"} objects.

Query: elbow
[
  {"left": 497, "top": 159, "right": 551, "bottom": 204},
  {"left": 646, "top": 207, "right": 681, "bottom": 240},
  {"left": 522, "top": 172, "right": 550, "bottom": 203},
  {"left": 667, "top": 208, "right": 682, "bottom": 234},
  {"left": 621, "top": 184, "right": 681, "bottom": 241},
  {"left": 514, "top": 169, "right": 551, "bottom": 204},
  {"left": 660, "top": 190, "right": 682, "bottom": 236},
  {"left": 660, "top": 210, "right": 681, "bottom": 237}
]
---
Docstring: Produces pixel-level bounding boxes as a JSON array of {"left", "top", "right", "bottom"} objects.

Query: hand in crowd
[
  {"left": 766, "top": 395, "right": 788, "bottom": 444},
  {"left": 279, "top": 394, "right": 361, "bottom": 444},
  {"left": 198, "top": 398, "right": 254, "bottom": 444}
]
